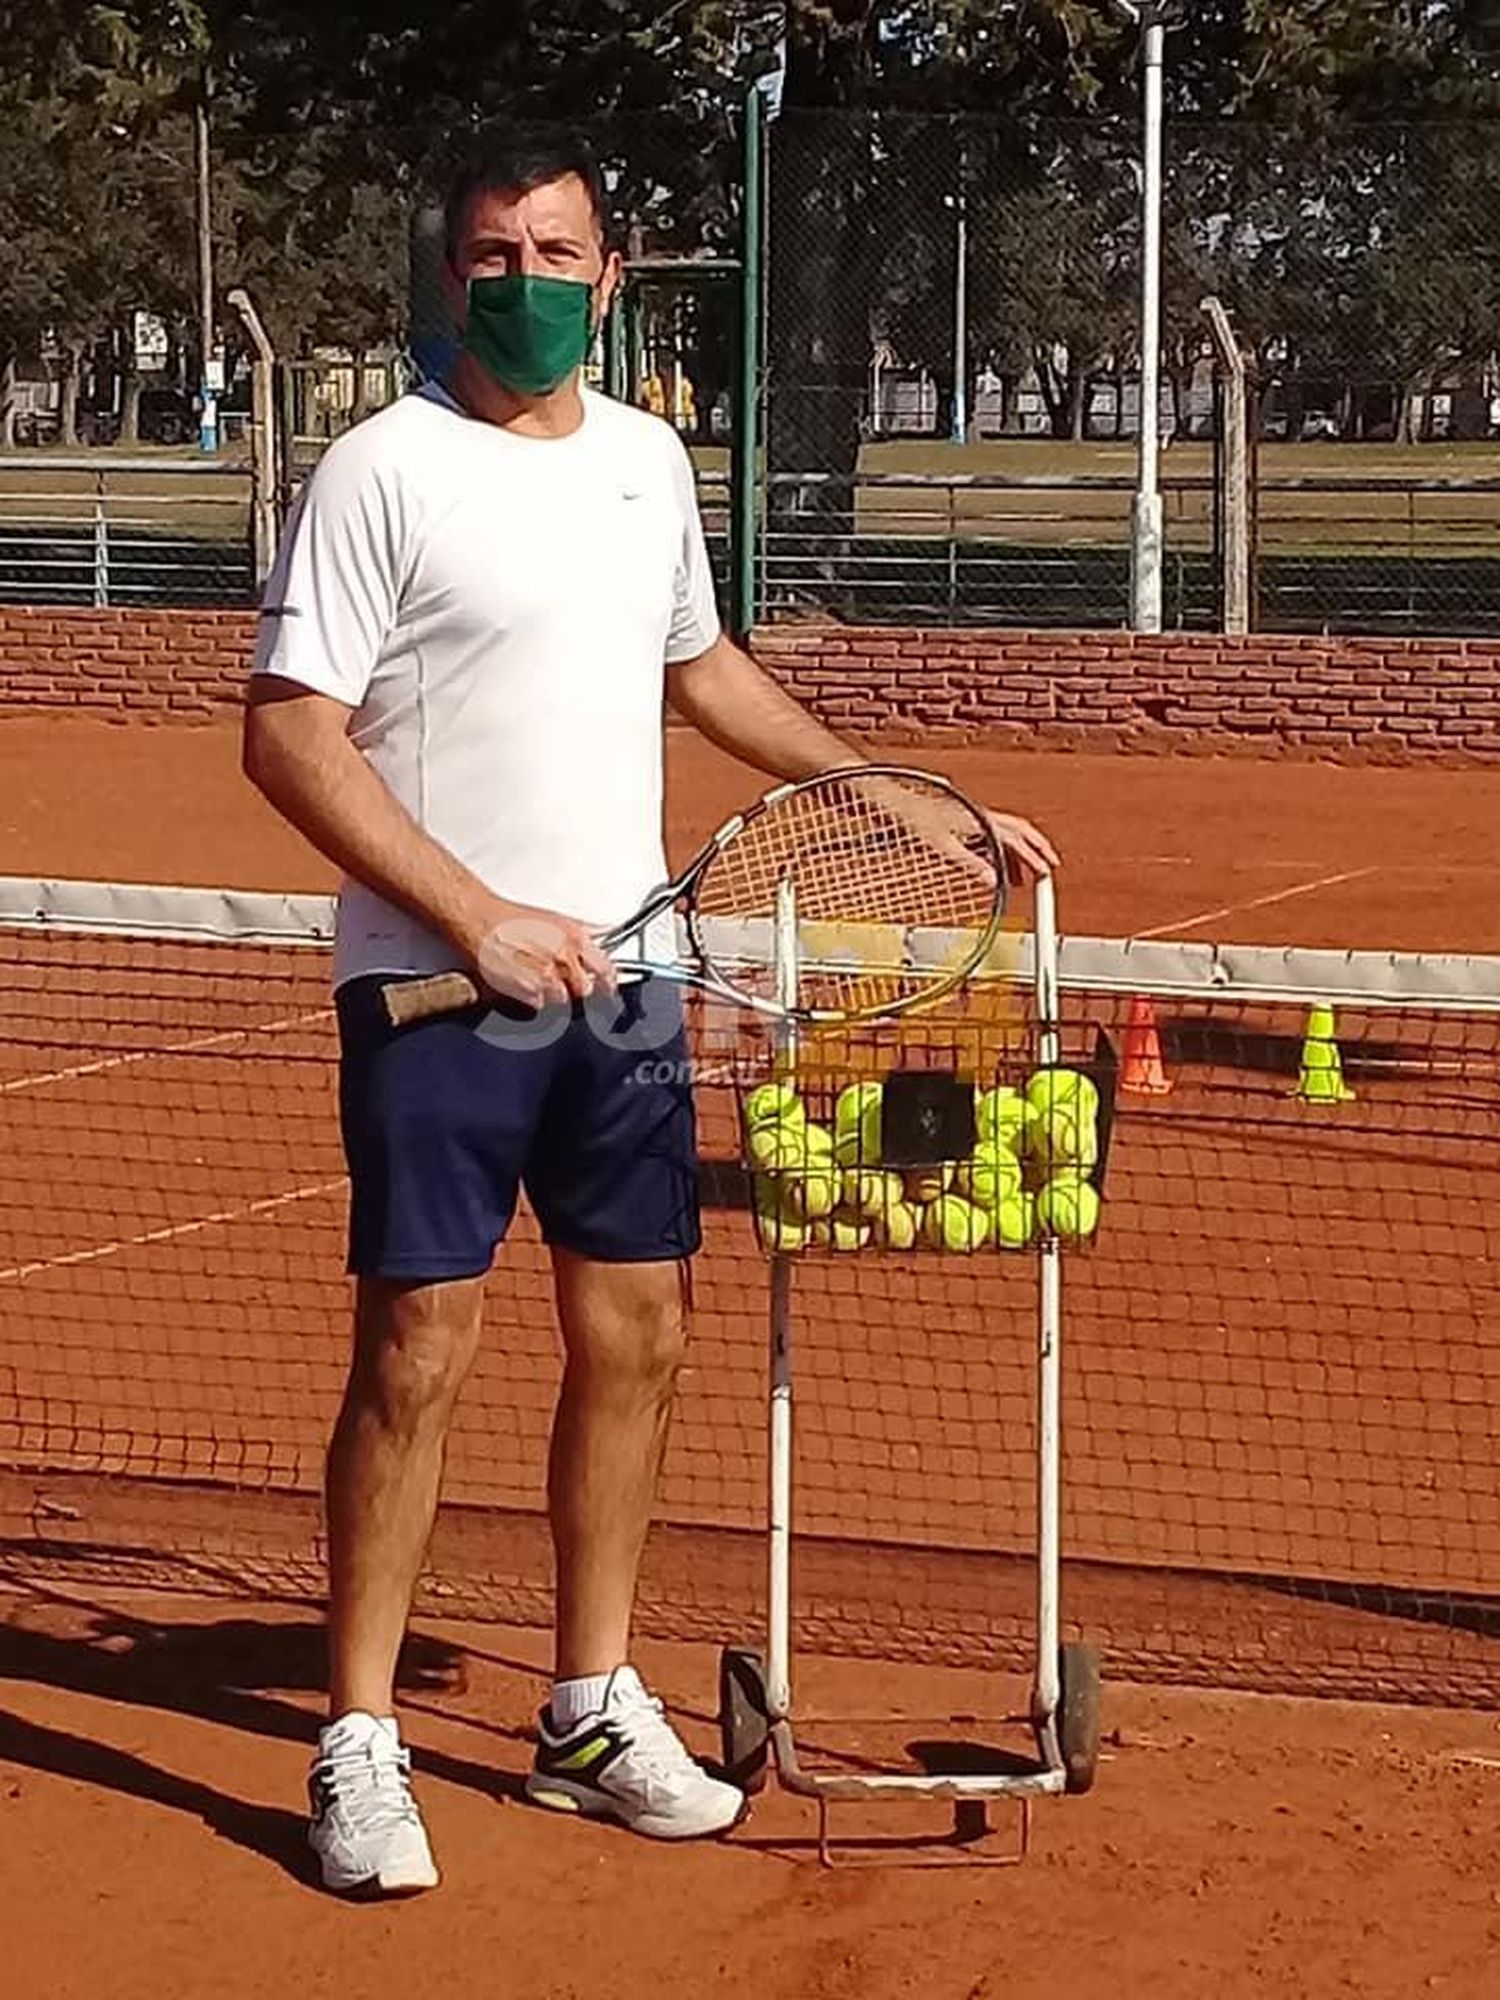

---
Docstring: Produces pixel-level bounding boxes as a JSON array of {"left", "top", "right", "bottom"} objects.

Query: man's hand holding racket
[{"left": 460, "top": 895, "right": 619, "bottom": 1011}]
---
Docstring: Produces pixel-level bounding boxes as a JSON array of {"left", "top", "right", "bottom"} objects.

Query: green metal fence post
[
  {"left": 731, "top": 84, "right": 765, "bottom": 642},
  {"left": 606, "top": 283, "right": 628, "bottom": 401}
]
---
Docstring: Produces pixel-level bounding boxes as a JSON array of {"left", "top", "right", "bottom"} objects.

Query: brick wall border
[
  {"left": 0, "top": 609, "right": 253, "bottom": 719},
  {"left": 752, "top": 627, "right": 1500, "bottom": 765},
  {"left": 1, "top": 607, "right": 1495, "bottom": 763}
]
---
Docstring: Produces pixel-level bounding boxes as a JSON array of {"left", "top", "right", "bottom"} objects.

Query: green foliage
[
  {"left": 0, "top": 3, "right": 201, "bottom": 443},
  {"left": 2, "top": 0, "right": 1500, "bottom": 454}
]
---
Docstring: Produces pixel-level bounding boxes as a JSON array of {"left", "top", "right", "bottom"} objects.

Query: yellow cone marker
[{"left": 1295, "top": 1002, "right": 1355, "bottom": 1104}]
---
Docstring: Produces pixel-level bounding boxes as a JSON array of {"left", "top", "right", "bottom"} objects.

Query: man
[{"left": 244, "top": 130, "right": 1057, "bottom": 1898}]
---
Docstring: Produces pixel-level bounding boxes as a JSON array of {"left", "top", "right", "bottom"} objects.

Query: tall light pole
[
  {"left": 951, "top": 169, "right": 969, "bottom": 443},
  {"left": 1116, "top": 1, "right": 1168, "bottom": 632},
  {"left": 195, "top": 74, "right": 218, "bottom": 453}
]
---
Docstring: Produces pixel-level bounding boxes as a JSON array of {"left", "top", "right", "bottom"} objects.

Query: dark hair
[{"left": 443, "top": 130, "right": 611, "bottom": 265}]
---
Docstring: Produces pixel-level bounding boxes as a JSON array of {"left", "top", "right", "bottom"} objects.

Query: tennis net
[{"left": 2, "top": 876, "right": 1497, "bottom": 1704}]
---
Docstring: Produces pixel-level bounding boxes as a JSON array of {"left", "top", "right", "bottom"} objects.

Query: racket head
[{"left": 683, "top": 765, "right": 1008, "bottom": 1022}]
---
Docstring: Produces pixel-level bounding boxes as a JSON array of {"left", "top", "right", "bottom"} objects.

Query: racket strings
[{"left": 695, "top": 774, "right": 1001, "bottom": 1016}]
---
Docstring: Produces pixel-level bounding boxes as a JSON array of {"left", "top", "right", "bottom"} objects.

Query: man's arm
[
  {"left": 665, "top": 635, "right": 1059, "bottom": 876},
  {"left": 666, "top": 632, "right": 865, "bottom": 783},
  {"left": 243, "top": 679, "right": 614, "bottom": 1007}
]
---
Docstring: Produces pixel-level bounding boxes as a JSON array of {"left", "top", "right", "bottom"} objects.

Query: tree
[
  {"left": 994, "top": 129, "right": 1138, "bottom": 440},
  {"left": 0, "top": 3, "right": 209, "bottom": 441}
]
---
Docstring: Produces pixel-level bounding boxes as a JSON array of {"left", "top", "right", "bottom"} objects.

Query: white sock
[
  {"left": 550, "top": 1666, "right": 640, "bottom": 1732},
  {"left": 320, "top": 1710, "right": 399, "bottom": 1754}
]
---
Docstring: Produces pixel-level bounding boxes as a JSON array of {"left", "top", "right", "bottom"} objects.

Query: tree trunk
[
  {"left": 1033, "top": 347, "right": 1068, "bottom": 438},
  {"left": 1170, "top": 364, "right": 1194, "bottom": 439},
  {"left": 0, "top": 352, "right": 16, "bottom": 448},
  {"left": 1397, "top": 380, "right": 1420, "bottom": 446},
  {"left": 1068, "top": 365, "right": 1087, "bottom": 442},
  {"left": 1254, "top": 375, "right": 1276, "bottom": 441},
  {"left": 119, "top": 351, "right": 143, "bottom": 446},
  {"left": 59, "top": 343, "right": 85, "bottom": 446},
  {"left": 1282, "top": 377, "right": 1305, "bottom": 443},
  {"left": 351, "top": 349, "right": 372, "bottom": 424}
]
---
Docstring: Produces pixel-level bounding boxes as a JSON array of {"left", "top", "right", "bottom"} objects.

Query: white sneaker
[
  {"left": 307, "top": 1711, "right": 440, "bottom": 1895},
  {"left": 526, "top": 1666, "right": 745, "bottom": 1840}
]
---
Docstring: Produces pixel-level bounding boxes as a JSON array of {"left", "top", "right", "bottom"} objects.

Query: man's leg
[
  {"left": 314, "top": 977, "right": 551, "bottom": 1893},
  {"left": 526, "top": 1248, "right": 740, "bottom": 1837},
  {"left": 326, "top": 1273, "right": 486, "bottom": 1717},
  {"left": 546, "top": 1250, "right": 685, "bottom": 1679},
  {"left": 308, "top": 1271, "right": 484, "bottom": 1896},
  {"left": 522, "top": 984, "right": 740, "bottom": 1836}
]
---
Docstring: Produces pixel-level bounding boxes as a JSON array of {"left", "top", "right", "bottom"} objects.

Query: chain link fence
[
  {"left": 5, "top": 103, "right": 1500, "bottom": 631},
  {"left": 758, "top": 111, "right": 1500, "bottom": 634}
]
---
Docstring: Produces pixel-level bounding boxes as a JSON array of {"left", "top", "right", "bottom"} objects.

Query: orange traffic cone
[{"left": 1120, "top": 995, "right": 1172, "bottom": 1095}]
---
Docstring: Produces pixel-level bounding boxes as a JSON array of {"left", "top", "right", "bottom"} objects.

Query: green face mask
[{"left": 463, "top": 274, "right": 594, "bottom": 396}]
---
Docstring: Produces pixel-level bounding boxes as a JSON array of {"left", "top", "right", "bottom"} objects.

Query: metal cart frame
[{"left": 717, "top": 874, "right": 1101, "bottom": 1861}]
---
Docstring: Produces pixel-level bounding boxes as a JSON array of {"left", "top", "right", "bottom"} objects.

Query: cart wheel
[
  {"left": 1057, "top": 1643, "right": 1102, "bottom": 1795},
  {"left": 717, "top": 1645, "right": 770, "bottom": 1795}
]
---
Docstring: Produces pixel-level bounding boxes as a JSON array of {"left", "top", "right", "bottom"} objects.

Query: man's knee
[
  {"left": 559, "top": 1259, "right": 689, "bottom": 1396},
  {"left": 350, "top": 1276, "right": 485, "bottom": 1430}
]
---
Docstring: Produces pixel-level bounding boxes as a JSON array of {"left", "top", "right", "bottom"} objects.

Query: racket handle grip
[{"left": 381, "top": 970, "right": 483, "bottom": 1028}]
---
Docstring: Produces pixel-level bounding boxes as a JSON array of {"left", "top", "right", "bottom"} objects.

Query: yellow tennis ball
[
  {"left": 841, "top": 1167, "right": 905, "bottom": 1221},
  {"left": 1026, "top": 1068, "right": 1099, "bottom": 1123},
  {"left": 1036, "top": 1174, "right": 1101, "bottom": 1242},
  {"left": 903, "top": 1163, "right": 955, "bottom": 1206},
  {"left": 953, "top": 1143, "right": 1024, "bottom": 1208},
  {"left": 810, "top": 1213, "right": 873, "bottom": 1252},
  {"left": 744, "top": 1080, "right": 805, "bottom": 1130},
  {"left": 869, "top": 1198, "right": 920, "bottom": 1250},
  {"left": 921, "top": 1194, "right": 991, "bottom": 1253},
  {"left": 990, "top": 1189, "right": 1036, "bottom": 1249},
  {"left": 975, "top": 1086, "right": 1029, "bottom": 1155},
  {"left": 748, "top": 1121, "right": 805, "bottom": 1171},
  {"left": 758, "top": 1120, "right": 833, "bottom": 1172},
  {"left": 1024, "top": 1098, "right": 1099, "bottom": 1171},
  {"left": 835, "top": 1080, "right": 882, "bottom": 1132},
  {"left": 747, "top": 1122, "right": 785, "bottom": 1170},
  {"left": 753, "top": 1187, "right": 810, "bottom": 1253},
  {"left": 833, "top": 1082, "right": 883, "bottom": 1167},
  {"left": 780, "top": 1164, "right": 840, "bottom": 1221}
]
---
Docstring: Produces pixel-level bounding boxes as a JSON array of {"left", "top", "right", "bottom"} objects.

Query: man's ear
[{"left": 594, "top": 248, "right": 624, "bottom": 325}]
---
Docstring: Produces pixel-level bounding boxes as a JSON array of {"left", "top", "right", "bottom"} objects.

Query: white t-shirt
[{"left": 251, "top": 383, "right": 721, "bottom": 986}]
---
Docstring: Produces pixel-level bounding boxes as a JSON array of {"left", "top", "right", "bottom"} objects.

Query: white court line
[
  {"left": 0, "top": 1177, "right": 347, "bottom": 1283},
  {"left": 1, "top": 1006, "right": 335, "bottom": 1095},
  {"left": 1131, "top": 866, "right": 1380, "bottom": 943},
  {"left": 1107, "top": 856, "right": 1500, "bottom": 876},
  {"left": 1106, "top": 855, "right": 1398, "bottom": 872}
]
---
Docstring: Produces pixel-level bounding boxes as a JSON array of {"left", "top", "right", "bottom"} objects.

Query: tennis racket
[{"left": 379, "top": 764, "right": 1007, "bottom": 1029}]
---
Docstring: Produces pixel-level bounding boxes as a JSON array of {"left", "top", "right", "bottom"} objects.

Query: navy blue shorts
[{"left": 336, "top": 975, "right": 701, "bottom": 1280}]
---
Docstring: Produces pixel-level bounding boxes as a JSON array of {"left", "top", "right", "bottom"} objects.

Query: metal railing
[
  {"left": 759, "top": 469, "right": 1216, "bottom": 628},
  {"left": 2, "top": 443, "right": 1498, "bottom": 634},
  {"left": 0, "top": 456, "right": 254, "bottom": 607},
  {"left": 754, "top": 467, "right": 1500, "bottom": 633}
]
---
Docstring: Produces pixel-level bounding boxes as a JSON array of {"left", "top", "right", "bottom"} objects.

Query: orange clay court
[{"left": 2, "top": 713, "right": 1499, "bottom": 2000}]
